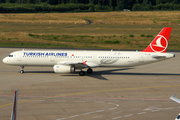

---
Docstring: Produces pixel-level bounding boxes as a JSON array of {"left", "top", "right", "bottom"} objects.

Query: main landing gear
[
  {"left": 20, "top": 66, "right": 24, "bottom": 74},
  {"left": 87, "top": 68, "right": 93, "bottom": 74},
  {"left": 78, "top": 68, "right": 93, "bottom": 76}
]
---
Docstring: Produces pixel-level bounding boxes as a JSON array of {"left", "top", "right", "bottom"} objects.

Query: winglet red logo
[
  {"left": 150, "top": 35, "right": 168, "bottom": 53},
  {"left": 82, "top": 61, "right": 87, "bottom": 65}
]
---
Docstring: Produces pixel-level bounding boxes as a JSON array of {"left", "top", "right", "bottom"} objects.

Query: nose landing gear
[{"left": 20, "top": 66, "right": 24, "bottom": 74}]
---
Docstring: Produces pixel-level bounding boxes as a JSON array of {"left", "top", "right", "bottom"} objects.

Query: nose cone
[{"left": 2, "top": 57, "right": 8, "bottom": 64}]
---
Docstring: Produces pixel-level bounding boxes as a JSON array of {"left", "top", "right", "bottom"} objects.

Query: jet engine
[{"left": 53, "top": 65, "right": 75, "bottom": 73}]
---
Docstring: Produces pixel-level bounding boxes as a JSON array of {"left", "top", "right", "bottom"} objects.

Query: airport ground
[{"left": 0, "top": 48, "right": 180, "bottom": 120}]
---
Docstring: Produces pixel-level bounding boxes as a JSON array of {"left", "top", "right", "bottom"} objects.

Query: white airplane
[
  {"left": 11, "top": 89, "right": 18, "bottom": 120},
  {"left": 2, "top": 27, "right": 175, "bottom": 76},
  {"left": 170, "top": 94, "right": 180, "bottom": 120}
]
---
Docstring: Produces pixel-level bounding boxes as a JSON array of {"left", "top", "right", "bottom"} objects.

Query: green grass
[
  {"left": 104, "top": 40, "right": 120, "bottom": 44},
  {"left": 0, "top": 22, "right": 180, "bottom": 50},
  {"left": 0, "top": 42, "right": 73, "bottom": 48},
  {"left": 146, "top": 35, "right": 153, "bottom": 37},
  {"left": 140, "top": 34, "right": 145, "bottom": 37},
  {"left": 129, "top": 35, "right": 134, "bottom": 37}
]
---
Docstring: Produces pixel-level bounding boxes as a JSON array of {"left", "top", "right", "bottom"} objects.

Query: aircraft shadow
[
  {"left": 62, "top": 68, "right": 180, "bottom": 80},
  {"left": 25, "top": 71, "right": 54, "bottom": 73},
  {"left": 24, "top": 68, "right": 180, "bottom": 80},
  {"left": 60, "top": 68, "right": 133, "bottom": 80},
  {"left": 91, "top": 70, "right": 180, "bottom": 80}
]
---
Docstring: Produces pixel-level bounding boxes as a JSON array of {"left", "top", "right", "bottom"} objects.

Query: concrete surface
[{"left": 0, "top": 48, "right": 180, "bottom": 120}]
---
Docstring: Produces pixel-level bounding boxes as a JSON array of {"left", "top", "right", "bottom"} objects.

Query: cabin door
[
  {"left": 17, "top": 52, "right": 22, "bottom": 61},
  {"left": 139, "top": 53, "right": 144, "bottom": 63}
]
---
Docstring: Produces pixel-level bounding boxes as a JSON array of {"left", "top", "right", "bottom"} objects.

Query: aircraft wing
[
  {"left": 170, "top": 94, "right": 180, "bottom": 104},
  {"left": 57, "top": 61, "right": 100, "bottom": 68}
]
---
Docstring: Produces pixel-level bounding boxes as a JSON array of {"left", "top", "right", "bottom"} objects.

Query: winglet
[
  {"left": 141, "top": 27, "right": 172, "bottom": 53},
  {"left": 170, "top": 94, "right": 176, "bottom": 99},
  {"left": 172, "top": 94, "right": 176, "bottom": 97},
  {"left": 11, "top": 89, "right": 18, "bottom": 120}
]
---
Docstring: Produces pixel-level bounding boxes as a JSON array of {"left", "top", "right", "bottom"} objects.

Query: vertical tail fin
[
  {"left": 141, "top": 27, "right": 172, "bottom": 53},
  {"left": 11, "top": 89, "right": 18, "bottom": 120}
]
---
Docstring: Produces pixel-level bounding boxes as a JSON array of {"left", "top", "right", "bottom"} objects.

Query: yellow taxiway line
[{"left": 0, "top": 84, "right": 180, "bottom": 108}]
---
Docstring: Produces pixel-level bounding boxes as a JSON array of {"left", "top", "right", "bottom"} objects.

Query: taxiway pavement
[{"left": 0, "top": 48, "right": 180, "bottom": 120}]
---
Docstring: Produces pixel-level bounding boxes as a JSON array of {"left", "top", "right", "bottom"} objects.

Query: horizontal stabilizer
[{"left": 152, "top": 56, "right": 166, "bottom": 59}]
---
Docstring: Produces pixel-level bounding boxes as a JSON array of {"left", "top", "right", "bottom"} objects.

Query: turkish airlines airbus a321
[{"left": 2, "top": 27, "right": 175, "bottom": 76}]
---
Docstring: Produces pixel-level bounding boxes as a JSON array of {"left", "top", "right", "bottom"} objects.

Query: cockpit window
[{"left": 8, "top": 55, "right": 13, "bottom": 57}]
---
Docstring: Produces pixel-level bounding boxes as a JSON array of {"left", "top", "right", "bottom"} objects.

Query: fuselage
[{"left": 2, "top": 50, "right": 175, "bottom": 68}]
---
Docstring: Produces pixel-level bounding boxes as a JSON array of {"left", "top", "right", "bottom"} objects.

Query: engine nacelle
[{"left": 53, "top": 65, "right": 75, "bottom": 73}]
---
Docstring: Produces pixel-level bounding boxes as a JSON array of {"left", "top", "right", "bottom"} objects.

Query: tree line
[{"left": 0, "top": 0, "right": 180, "bottom": 13}]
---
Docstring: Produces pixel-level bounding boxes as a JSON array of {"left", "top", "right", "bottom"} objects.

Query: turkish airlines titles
[{"left": 23, "top": 52, "right": 68, "bottom": 57}]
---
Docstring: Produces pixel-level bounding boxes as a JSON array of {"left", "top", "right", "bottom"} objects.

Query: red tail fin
[{"left": 141, "top": 27, "right": 172, "bottom": 53}]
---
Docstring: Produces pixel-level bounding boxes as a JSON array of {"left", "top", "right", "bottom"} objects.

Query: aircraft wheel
[
  {"left": 20, "top": 70, "right": 24, "bottom": 74},
  {"left": 79, "top": 71, "right": 85, "bottom": 76},
  {"left": 87, "top": 68, "right": 93, "bottom": 74}
]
